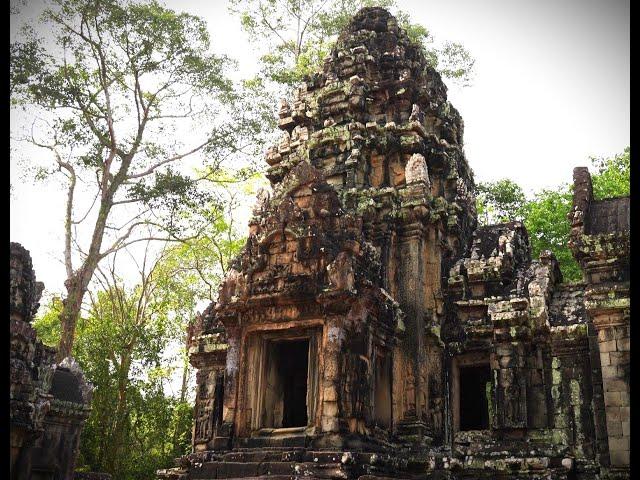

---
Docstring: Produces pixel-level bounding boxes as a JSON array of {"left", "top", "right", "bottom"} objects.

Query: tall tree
[
  {"left": 229, "top": 0, "right": 475, "bottom": 92},
  {"left": 11, "top": 0, "right": 265, "bottom": 360},
  {"left": 33, "top": 195, "right": 246, "bottom": 477},
  {"left": 33, "top": 245, "right": 183, "bottom": 477}
]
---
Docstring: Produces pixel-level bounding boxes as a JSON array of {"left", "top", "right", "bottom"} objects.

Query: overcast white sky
[{"left": 10, "top": 0, "right": 630, "bottom": 298}]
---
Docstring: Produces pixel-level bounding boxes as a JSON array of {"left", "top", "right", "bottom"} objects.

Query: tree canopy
[
  {"left": 11, "top": 0, "right": 268, "bottom": 359},
  {"left": 229, "top": 0, "right": 475, "bottom": 91},
  {"left": 34, "top": 204, "right": 246, "bottom": 477},
  {"left": 475, "top": 148, "right": 630, "bottom": 282}
]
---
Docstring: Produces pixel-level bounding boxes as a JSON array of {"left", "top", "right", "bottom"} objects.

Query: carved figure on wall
[{"left": 405, "top": 153, "right": 430, "bottom": 187}]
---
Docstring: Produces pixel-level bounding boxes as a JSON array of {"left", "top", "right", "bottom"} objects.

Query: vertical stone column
[
  {"left": 567, "top": 164, "right": 630, "bottom": 473},
  {"left": 396, "top": 222, "right": 426, "bottom": 423},
  {"left": 586, "top": 321, "right": 611, "bottom": 468},
  {"left": 394, "top": 162, "right": 436, "bottom": 441},
  {"left": 489, "top": 298, "right": 530, "bottom": 432},
  {"left": 188, "top": 323, "right": 229, "bottom": 451},
  {"left": 589, "top": 301, "right": 630, "bottom": 469},
  {"left": 221, "top": 325, "right": 240, "bottom": 444},
  {"left": 320, "top": 316, "right": 343, "bottom": 434},
  {"left": 550, "top": 330, "right": 596, "bottom": 461}
]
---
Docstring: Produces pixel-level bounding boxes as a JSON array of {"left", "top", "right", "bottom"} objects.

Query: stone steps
[
  {"left": 162, "top": 447, "right": 419, "bottom": 480},
  {"left": 238, "top": 435, "right": 308, "bottom": 449},
  {"left": 189, "top": 461, "right": 347, "bottom": 480},
  {"left": 219, "top": 450, "right": 379, "bottom": 465}
]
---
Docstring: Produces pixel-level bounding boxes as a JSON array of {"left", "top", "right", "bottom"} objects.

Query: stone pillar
[
  {"left": 587, "top": 292, "right": 630, "bottom": 470},
  {"left": 397, "top": 223, "right": 427, "bottom": 435},
  {"left": 489, "top": 298, "right": 530, "bottom": 432},
  {"left": 566, "top": 164, "right": 630, "bottom": 473},
  {"left": 321, "top": 316, "right": 343, "bottom": 434},
  {"left": 220, "top": 325, "right": 240, "bottom": 446},
  {"left": 393, "top": 168, "right": 436, "bottom": 441},
  {"left": 550, "top": 330, "right": 596, "bottom": 461}
]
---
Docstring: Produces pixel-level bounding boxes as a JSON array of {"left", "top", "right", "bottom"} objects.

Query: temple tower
[{"left": 159, "top": 7, "right": 629, "bottom": 480}]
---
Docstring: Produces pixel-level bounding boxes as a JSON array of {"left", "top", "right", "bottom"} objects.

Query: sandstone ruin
[
  {"left": 10, "top": 242, "right": 109, "bottom": 480},
  {"left": 153, "top": 6, "right": 628, "bottom": 479}
]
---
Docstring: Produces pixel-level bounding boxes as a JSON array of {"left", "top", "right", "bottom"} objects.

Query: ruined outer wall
[
  {"left": 10, "top": 243, "right": 98, "bottom": 480},
  {"left": 568, "top": 167, "right": 630, "bottom": 473}
]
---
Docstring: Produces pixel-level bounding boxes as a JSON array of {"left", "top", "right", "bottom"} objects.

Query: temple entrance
[
  {"left": 452, "top": 352, "right": 491, "bottom": 433},
  {"left": 261, "top": 338, "right": 309, "bottom": 428},
  {"left": 280, "top": 340, "right": 309, "bottom": 427},
  {"left": 459, "top": 364, "right": 491, "bottom": 431},
  {"left": 373, "top": 352, "right": 392, "bottom": 428}
]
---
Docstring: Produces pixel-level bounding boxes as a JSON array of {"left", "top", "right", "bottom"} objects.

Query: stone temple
[{"left": 158, "top": 7, "right": 630, "bottom": 480}]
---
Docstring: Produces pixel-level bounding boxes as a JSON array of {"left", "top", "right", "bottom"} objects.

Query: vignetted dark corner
[{"left": 156, "top": 7, "right": 630, "bottom": 480}]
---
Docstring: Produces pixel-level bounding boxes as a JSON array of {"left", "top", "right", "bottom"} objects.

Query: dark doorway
[
  {"left": 278, "top": 339, "right": 309, "bottom": 427},
  {"left": 213, "top": 371, "right": 224, "bottom": 431},
  {"left": 262, "top": 339, "right": 310, "bottom": 428},
  {"left": 459, "top": 364, "right": 491, "bottom": 430},
  {"left": 374, "top": 353, "right": 392, "bottom": 428}
]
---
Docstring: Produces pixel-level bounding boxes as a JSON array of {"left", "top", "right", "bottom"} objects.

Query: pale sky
[{"left": 10, "top": 0, "right": 630, "bottom": 299}]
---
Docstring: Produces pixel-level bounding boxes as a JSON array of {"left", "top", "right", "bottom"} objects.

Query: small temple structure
[{"left": 158, "top": 7, "right": 630, "bottom": 480}]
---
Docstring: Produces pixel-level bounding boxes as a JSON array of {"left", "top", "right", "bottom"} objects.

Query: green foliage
[
  {"left": 230, "top": 0, "right": 475, "bottom": 90},
  {"left": 32, "top": 202, "right": 243, "bottom": 478},
  {"left": 590, "top": 147, "right": 630, "bottom": 200},
  {"left": 474, "top": 148, "right": 629, "bottom": 283},
  {"left": 520, "top": 186, "right": 580, "bottom": 282},
  {"left": 11, "top": 0, "right": 267, "bottom": 269},
  {"left": 32, "top": 296, "right": 64, "bottom": 347},
  {"left": 476, "top": 179, "right": 526, "bottom": 225},
  {"left": 34, "top": 273, "right": 197, "bottom": 478},
  {"left": 11, "top": 0, "right": 274, "bottom": 361},
  {"left": 9, "top": 26, "right": 49, "bottom": 99},
  {"left": 32, "top": 180, "right": 246, "bottom": 478}
]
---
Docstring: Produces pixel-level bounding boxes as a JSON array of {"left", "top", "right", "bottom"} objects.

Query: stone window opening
[
  {"left": 459, "top": 365, "right": 491, "bottom": 431},
  {"left": 452, "top": 353, "right": 492, "bottom": 433}
]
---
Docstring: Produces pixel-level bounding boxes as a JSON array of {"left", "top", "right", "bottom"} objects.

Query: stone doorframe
[
  {"left": 243, "top": 324, "right": 323, "bottom": 435},
  {"left": 451, "top": 351, "right": 491, "bottom": 435}
]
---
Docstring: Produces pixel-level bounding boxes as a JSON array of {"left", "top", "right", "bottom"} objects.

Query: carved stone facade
[
  {"left": 10, "top": 243, "right": 106, "bottom": 480},
  {"left": 158, "top": 7, "right": 630, "bottom": 480}
]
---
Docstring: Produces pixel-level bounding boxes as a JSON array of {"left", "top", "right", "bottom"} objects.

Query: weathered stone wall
[
  {"left": 10, "top": 243, "right": 104, "bottom": 480},
  {"left": 567, "top": 167, "right": 630, "bottom": 476}
]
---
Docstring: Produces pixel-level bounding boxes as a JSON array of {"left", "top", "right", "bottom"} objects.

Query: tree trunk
[
  {"left": 172, "top": 330, "right": 191, "bottom": 454},
  {"left": 56, "top": 200, "right": 113, "bottom": 361},
  {"left": 179, "top": 329, "right": 190, "bottom": 403},
  {"left": 57, "top": 268, "right": 93, "bottom": 361},
  {"left": 105, "top": 355, "right": 131, "bottom": 474}
]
